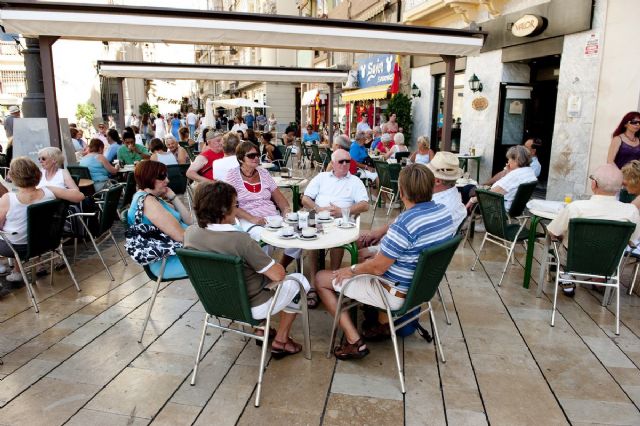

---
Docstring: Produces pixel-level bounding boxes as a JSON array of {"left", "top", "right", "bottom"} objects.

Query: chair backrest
[
  {"left": 310, "top": 144, "right": 324, "bottom": 164},
  {"left": 26, "top": 199, "right": 68, "bottom": 259},
  {"left": 373, "top": 160, "right": 393, "bottom": 189},
  {"left": 167, "top": 164, "right": 189, "bottom": 195},
  {"left": 176, "top": 248, "right": 259, "bottom": 326},
  {"left": 395, "top": 151, "right": 410, "bottom": 162},
  {"left": 121, "top": 171, "right": 136, "bottom": 210},
  {"left": 508, "top": 180, "right": 537, "bottom": 217},
  {"left": 394, "top": 235, "right": 462, "bottom": 316},
  {"left": 619, "top": 188, "right": 636, "bottom": 204},
  {"left": 566, "top": 218, "right": 635, "bottom": 277},
  {"left": 67, "top": 166, "right": 92, "bottom": 180},
  {"left": 185, "top": 145, "right": 197, "bottom": 162},
  {"left": 475, "top": 189, "right": 509, "bottom": 239},
  {"left": 97, "top": 184, "right": 124, "bottom": 235}
]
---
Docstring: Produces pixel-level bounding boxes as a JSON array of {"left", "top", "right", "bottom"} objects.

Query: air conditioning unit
[{"left": 342, "top": 70, "right": 359, "bottom": 90}]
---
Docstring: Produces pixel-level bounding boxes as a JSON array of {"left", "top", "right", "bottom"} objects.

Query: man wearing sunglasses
[
  {"left": 547, "top": 164, "right": 640, "bottom": 297},
  {"left": 301, "top": 149, "right": 370, "bottom": 307}
]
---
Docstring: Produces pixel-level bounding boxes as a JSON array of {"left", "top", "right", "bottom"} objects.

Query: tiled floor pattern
[{"left": 2, "top": 203, "right": 640, "bottom": 425}]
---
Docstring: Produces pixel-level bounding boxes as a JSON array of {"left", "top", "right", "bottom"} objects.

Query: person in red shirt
[{"left": 186, "top": 130, "right": 224, "bottom": 183}]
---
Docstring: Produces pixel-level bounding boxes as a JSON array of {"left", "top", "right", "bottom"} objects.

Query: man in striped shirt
[{"left": 315, "top": 164, "right": 455, "bottom": 360}]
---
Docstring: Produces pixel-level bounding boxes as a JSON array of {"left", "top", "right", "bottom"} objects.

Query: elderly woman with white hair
[
  {"left": 375, "top": 133, "right": 393, "bottom": 155},
  {"left": 384, "top": 133, "right": 408, "bottom": 160},
  {"left": 37, "top": 147, "right": 79, "bottom": 190}
]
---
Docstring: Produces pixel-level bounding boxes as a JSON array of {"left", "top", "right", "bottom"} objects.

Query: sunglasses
[
  {"left": 157, "top": 173, "right": 167, "bottom": 181},
  {"left": 629, "top": 120, "right": 640, "bottom": 125},
  {"left": 588, "top": 174, "right": 598, "bottom": 186},
  {"left": 245, "top": 152, "right": 260, "bottom": 159},
  {"left": 337, "top": 159, "right": 350, "bottom": 164},
  {"left": 38, "top": 157, "right": 47, "bottom": 161}
]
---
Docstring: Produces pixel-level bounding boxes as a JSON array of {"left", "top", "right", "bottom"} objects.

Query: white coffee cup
[
  {"left": 267, "top": 216, "right": 282, "bottom": 228},
  {"left": 287, "top": 212, "right": 298, "bottom": 221},
  {"left": 281, "top": 225, "right": 294, "bottom": 237},
  {"left": 317, "top": 210, "right": 331, "bottom": 220},
  {"left": 301, "top": 227, "right": 317, "bottom": 238}
]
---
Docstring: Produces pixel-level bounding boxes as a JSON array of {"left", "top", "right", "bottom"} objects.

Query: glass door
[{"left": 491, "top": 83, "right": 532, "bottom": 175}]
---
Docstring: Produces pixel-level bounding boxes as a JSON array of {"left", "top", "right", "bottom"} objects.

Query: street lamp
[
  {"left": 411, "top": 83, "right": 421, "bottom": 98},
  {"left": 468, "top": 74, "right": 483, "bottom": 93}
]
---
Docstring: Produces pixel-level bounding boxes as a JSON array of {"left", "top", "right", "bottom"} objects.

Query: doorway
[{"left": 492, "top": 55, "right": 560, "bottom": 185}]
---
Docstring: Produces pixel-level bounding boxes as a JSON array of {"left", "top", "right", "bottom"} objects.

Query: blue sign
[{"left": 357, "top": 54, "right": 396, "bottom": 89}]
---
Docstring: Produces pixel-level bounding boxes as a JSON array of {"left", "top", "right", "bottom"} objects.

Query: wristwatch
[{"left": 350, "top": 264, "right": 357, "bottom": 273}]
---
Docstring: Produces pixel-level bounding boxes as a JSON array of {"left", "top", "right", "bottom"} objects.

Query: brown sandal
[
  {"left": 361, "top": 323, "right": 392, "bottom": 342},
  {"left": 271, "top": 338, "right": 302, "bottom": 359},
  {"left": 255, "top": 327, "right": 277, "bottom": 347},
  {"left": 334, "top": 338, "right": 369, "bottom": 360}
]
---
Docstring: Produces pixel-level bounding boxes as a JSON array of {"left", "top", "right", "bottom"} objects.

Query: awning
[
  {"left": 341, "top": 85, "right": 390, "bottom": 102},
  {"left": 0, "top": 2, "right": 485, "bottom": 57},
  {"left": 97, "top": 61, "right": 349, "bottom": 84},
  {"left": 212, "top": 98, "right": 269, "bottom": 109},
  {"left": 301, "top": 89, "right": 319, "bottom": 106}
]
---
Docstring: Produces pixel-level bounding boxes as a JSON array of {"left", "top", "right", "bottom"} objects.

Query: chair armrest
[
  {"left": 339, "top": 273, "right": 396, "bottom": 292},
  {"left": 67, "top": 212, "right": 97, "bottom": 219}
]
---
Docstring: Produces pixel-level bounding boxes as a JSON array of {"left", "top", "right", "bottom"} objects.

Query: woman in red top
[{"left": 186, "top": 130, "right": 224, "bottom": 183}]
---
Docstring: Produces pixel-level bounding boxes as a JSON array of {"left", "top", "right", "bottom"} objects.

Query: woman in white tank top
[
  {"left": 0, "top": 157, "right": 85, "bottom": 284},
  {"left": 36, "top": 147, "right": 80, "bottom": 190},
  {"left": 409, "top": 136, "right": 436, "bottom": 165},
  {"left": 149, "top": 138, "right": 178, "bottom": 166}
]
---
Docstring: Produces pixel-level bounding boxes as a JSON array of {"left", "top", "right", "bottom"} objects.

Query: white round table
[
  {"left": 260, "top": 162, "right": 275, "bottom": 170},
  {"left": 118, "top": 165, "right": 135, "bottom": 174}
]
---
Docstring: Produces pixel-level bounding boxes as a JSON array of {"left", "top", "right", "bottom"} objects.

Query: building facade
[{"left": 405, "top": 0, "right": 639, "bottom": 200}]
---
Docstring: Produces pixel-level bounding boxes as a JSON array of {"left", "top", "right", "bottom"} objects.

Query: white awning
[
  {"left": 0, "top": 3, "right": 485, "bottom": 57},
  {"left": 98, "top": 62, "right": 349, "bottom": 84},
  {"left": 212, "top": 98, "right": 269, "bottom": 109},
  {"left": 301, "top": 89, "right": 319, "bottom": 106}
]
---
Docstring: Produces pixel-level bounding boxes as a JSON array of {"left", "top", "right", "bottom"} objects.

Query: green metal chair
[
  {"left": 167, "top": 163, "right": 194, "bottom": 214},
  {"left": 67, "top": 165, "right": 92, "bottom": 180},
  {"left": 371, "top": 160, "right": 398, "bottom": 224},
  {"left": 0, "top": 199, "right": 80, "bottom": 313},
  {"left": 120, "top": 170, "right": 137, "bottom": 212},
  {"left": 471, "top": 189, "right": 530, "bottom": 286},
  {"left": 551, "top": 219, "right": 634, "bottom": 335},
  {"left": 176, "top": 248, "right": 311, "bottom": 407},
  {"left": 327, "top": 235, "right": 462, "bottom": 394},
  {"left": 69, "top": 184, "right": 128, "bottom": 280},
  {"left": 310, "top": 144, "right": 330, "bottom": 171}
]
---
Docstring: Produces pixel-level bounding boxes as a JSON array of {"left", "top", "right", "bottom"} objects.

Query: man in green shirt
[{"left": 117, "top": 130, "right": 150, "bottom": 165}]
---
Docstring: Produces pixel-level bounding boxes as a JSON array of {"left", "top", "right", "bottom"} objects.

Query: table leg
[
  {"left": 523, "top": 215, "right": 540, "bottom": 289},
  {"left": 474, "top": 158, "right": 480, "bottom": 182},
  {"left": 342, "top": 242, "right": 359, "bottom": 265},
  {"left": 292, "top": 186, "right": 300, "bottom": 212},
  {"left": 537, "top": 232, "right": 549, "bottom": 298}
]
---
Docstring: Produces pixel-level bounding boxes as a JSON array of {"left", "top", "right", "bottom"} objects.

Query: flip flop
[{"left": 271, "top": 338, "right": 302, "bottom": 360}]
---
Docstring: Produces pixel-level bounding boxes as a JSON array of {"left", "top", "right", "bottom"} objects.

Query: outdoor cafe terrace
[{"left": 1, "top": 176, "right": 640, "bottom": 425}]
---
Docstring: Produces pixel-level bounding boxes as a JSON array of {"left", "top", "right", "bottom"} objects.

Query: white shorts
[
  {"left": 251, "top": 273, "right": 310, "bottom": 319},
  {"left": 358, "top": 169, "right": 378, "bottom": 181},
  {"left": 238, "top": 218, "right": 301, "bottom": 259},
  {"left": 332, "top": 275, "right": 404, "bottom": 311}
]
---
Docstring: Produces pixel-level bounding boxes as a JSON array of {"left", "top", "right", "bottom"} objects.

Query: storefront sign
[
  {"left": 357, "top": 54, "right": 396, "bottom": 89},
  {"left": 511, "top": 14, "right": 546, "bottom": 37},
  {"left": 472, "top": 97, "right": 489, "bottom": 111}
]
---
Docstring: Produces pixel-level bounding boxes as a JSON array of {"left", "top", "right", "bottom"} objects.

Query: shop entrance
[{"left": 492, "top": 55, "right": 560, "bottom": 185}]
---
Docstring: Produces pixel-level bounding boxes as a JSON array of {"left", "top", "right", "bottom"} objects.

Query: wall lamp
[
  {"left": 469, "top": 73, "right": 483, "bottom": 93},
  {"left": 411, "top": 83, "right": 422, "bottom": 98}
]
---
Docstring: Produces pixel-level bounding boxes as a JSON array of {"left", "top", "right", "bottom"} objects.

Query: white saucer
[
  {"left": 297, "top": 234, "right": 319, "bottom": 240},
  {"left": 316, "top": 217, "right": 334, "bottom": 223},
  {"left": 278, "top": 233, "right": 297, "bottom": 240},
  {"left": 337, "top": 222, "right": 356, "bottom": 229},
  {"left": 265, "top": 224, "right": 283, "bottom": 231},
  {"left": 284, "top": 218, "right": 298, "bottom": 224}
]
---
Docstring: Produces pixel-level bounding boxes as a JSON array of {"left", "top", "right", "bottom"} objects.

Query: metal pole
[
  {"left": 39, "top": 36, "right": 61, "bottom": 148},
  {"left": 117, "top": 78, "right": 126, "bottom": 131},
  {"left": 22, "top": 38, "right": 46, "bottom": 118},
  {"left": 328, "top": 83, "right": 334, "bottom": 146},
  {"left": 441, "top": 55, "right": 455, "bottom": 152}
]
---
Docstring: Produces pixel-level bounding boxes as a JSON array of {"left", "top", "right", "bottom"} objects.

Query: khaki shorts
[{"left": 332, "top": 275, "right": 404, "bottom": 311}]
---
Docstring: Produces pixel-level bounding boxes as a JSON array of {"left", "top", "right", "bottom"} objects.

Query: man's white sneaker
[{"left": 6, "top": 272, "right": 23, "bottom": 282}]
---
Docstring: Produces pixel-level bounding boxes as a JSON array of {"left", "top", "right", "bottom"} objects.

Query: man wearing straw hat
[{"left": 3, "top": 105, "right": 20, "bottom": 138}]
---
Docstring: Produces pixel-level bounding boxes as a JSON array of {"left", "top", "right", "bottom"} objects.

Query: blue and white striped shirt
[{"left": 380, "top": 201, "right": 454, "bottom": 292}]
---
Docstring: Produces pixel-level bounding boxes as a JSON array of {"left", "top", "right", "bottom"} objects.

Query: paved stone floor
[{"left": 2, "top": 202, "right": 640, "bottom": 425}]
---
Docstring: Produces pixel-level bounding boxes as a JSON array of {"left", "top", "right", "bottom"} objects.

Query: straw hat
[
  {"left": 8, "top": 105, "right": 20, "bottom": 114},
  {"left": 427, "top": 151, "right": 463, "bottom": 180}
]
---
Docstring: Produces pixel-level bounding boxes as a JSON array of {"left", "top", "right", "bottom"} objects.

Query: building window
[{"left": 0, "top": 70, "right": 26, "bottom": 98}]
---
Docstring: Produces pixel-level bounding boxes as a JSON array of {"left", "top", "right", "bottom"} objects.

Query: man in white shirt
[
  {"left": 230, "top": 116, "right": 248, "bottom": 134},
  {"left": 547, "top": 164, "right": 640, "bottom": 296},
  {"left": 301, "top": 149, "right": 370, "bottom": 307},
  {"left": 213, "top": 133, "right": 241, "bottom": 182},
  {"left": 356, "top": 113, "right": 371, "bottom": 133},
  {"left": 525, "top": 138, "right": 542, "bottom": 178},
  {"left": 187, "top": 110, "right": 197, "bottom": 139}
]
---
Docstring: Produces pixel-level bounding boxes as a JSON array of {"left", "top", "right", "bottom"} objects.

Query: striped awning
[{"left": 341, "top": 85, "right": 390, "bottom": 102}]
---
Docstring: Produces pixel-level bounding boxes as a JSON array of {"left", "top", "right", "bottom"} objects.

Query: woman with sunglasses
[
  {"left": 127, "top": 160, "right": 193, "bottom": 279},
  {"left": 226, "top": 142, "right": 299, "bottom": 263},
  {"left": 607, "top": 111, "right": 640, "bottom": 169},
  {"left": 37, "top": 147, "right": 79, "bottom": 190}
]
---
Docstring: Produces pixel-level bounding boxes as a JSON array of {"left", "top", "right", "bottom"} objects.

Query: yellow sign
[{"left": 511, "top": 14, "right": 546, "bottom": 38}]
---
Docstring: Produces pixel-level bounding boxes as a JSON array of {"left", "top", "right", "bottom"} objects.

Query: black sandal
[
  {"left": 307, "top": 289, "right": 319, "bottom": 309},
  {"left": 334, "top": 338, "right": 369, "bottom": 360},
  {"left": 271, "top": 338, "right": 302, "bottom": 360}
]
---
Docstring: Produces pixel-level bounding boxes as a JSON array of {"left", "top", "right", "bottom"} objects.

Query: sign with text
[
  {"left": 357, "top": 54, "right": 396, "bottom": 89},
  {"left": 511, "top": 14, "right": 547, "bottom": 37}
]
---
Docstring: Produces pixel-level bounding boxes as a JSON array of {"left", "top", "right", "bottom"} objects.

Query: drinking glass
[
  {"left": 564, "top": 194, "right": 573, "bottom": 204},
  {"left": 341, "top": 207, "right": 350, "bottom": 224}
]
